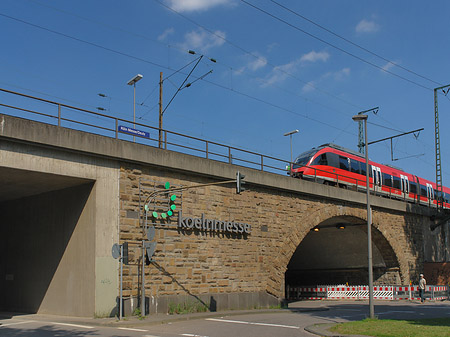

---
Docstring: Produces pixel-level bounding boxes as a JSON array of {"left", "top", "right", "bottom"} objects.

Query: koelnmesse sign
[{"left": 178, "top": 211, "right": 251, "bottom": 234}]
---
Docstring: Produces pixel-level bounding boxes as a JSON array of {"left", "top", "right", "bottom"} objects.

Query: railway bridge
[{"left": 1, "top": 112, "right": 449, "bottom": 317}]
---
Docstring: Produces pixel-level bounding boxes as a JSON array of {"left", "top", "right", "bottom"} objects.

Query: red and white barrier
[{"left": 286, "top": 285, "right": 449, "bottom": 301}]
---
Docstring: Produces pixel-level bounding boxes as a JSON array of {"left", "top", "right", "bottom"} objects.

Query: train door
[
  {"left": 426, "top": 183, "right": 434, "bottom": 206},
  {"left": 372, "top": 166, "right": 382, "bottom": 193},
  {"left": 401, "top": 175, "right": 409, "bottom": 200}
]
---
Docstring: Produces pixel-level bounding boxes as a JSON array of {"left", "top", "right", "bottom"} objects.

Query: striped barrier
[{"left": 287, "top": 285, "right": 449, "bottom": 301}]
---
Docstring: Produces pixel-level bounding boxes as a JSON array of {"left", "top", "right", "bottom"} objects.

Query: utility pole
[
  {"left": 159, "top": 72, "right": 163, "bottom": 148},
  {"left": 434, "top": 84, "right": 450, "bottom": 210}
]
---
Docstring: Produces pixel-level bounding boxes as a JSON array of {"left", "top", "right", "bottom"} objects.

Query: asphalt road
[{"left": 1, "top": 299, "right": 449, "bottom": 337}]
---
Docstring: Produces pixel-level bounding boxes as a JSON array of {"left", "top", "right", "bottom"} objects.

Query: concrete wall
[
  {"left": 0, "top": 115, "right": 120, "bottom": 317},
  {"left": 0, "top": 183, "right": 95, "bottom": 315}
]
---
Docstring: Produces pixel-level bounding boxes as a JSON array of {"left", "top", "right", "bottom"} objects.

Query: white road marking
[
  {"left": 206, "top": 318, "right": 300, "bottom": 329},
  {"left": 118, "top": 327, "right": 149, "bottom": 332},
  {"left": 0, "top": 320, "right": 36, "bottom": 327},
  {"left": 181, "top": 334, "right": 209, "bottom": 337},
  {"left": 48, "top": 322, "right": 94, "bottom": 329},
  {"left": 377, "top": 311, "right": 415, "bottom": 314}
]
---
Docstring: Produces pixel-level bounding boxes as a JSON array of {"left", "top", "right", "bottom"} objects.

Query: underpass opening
[
  {"left": 285, "top": 216, "right": 401, "bottom": 292},
  {"left": 0, "top": 167, "right": 95, "bottom": 315}
]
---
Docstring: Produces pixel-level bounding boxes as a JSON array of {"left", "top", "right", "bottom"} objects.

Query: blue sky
[{"left": 1, "top": 0, "right": 450, "bottom": 183}]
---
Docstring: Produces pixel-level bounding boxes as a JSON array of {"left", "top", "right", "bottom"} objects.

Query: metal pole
[
  {"left": 120, "top": 244, "right": 123, "bottom": 320},
  {"left": 141, "top": 240, "right": 145, "bottom": 316},
  {"left": 133, "top": 83, "right": 136, "bottom": 142},
  {"left": 289, "top": 134, "right": 293, "bottom": 165},
  {"left": 159, "top": 72, "right": 163, "bottom": 148},
  {"left": 364, "top": 118, "right": 375, "bottom": 318}
]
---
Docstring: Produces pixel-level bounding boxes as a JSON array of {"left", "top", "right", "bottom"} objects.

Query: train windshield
[{"left": 293, "top": 149, "right": 319, "bottom": 169}]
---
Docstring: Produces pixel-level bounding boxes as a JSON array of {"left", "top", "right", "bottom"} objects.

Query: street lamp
[
  {"left": 127, "top": 74, "right": 143, "bottom": 141},
  {"left": 284, "top": 129, "right": 299, "bottom": 169},
  {"left": 352, "top": 114, "right": 374, "bottom": 319}
]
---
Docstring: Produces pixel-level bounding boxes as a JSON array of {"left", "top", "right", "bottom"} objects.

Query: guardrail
[
  {"left": 286, "top": 285, "right": 450, "bottom": 301},
  {"left": 0, "top": 88, "right": 291, "bottom": 174}
]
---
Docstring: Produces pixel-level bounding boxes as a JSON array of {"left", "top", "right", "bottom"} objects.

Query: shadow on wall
[
  {"left": 0, "top": 182, "right": 94, "bottom": 313},
  {"left": 152, "top": 261, "right": 213, "bottom": 312}
]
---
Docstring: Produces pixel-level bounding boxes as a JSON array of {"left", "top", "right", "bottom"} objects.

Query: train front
[{"left": 288, "top": 147, "right": 320, "bottom": 179}]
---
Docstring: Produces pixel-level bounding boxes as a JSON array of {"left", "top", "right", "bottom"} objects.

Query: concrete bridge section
[{"left": 0, "top": 113, "right": 448, "bottom": 317}]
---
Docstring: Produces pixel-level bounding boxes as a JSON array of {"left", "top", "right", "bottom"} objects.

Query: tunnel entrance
[
  {"left": 285, "top": 216, "right": 401, "bottom": 290},
  {"left": 0, "top": 167, "right": 95, "bottom": 315}
]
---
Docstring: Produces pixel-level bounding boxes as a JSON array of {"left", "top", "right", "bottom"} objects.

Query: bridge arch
[{"left": 268, "top": 204, "right": 411, "bottom": 298}]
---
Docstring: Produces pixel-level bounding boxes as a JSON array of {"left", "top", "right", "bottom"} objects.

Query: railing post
[
  {"left": 228, "top": 147, "right": 232, "bottom": 164},
  {"left": 58, "top": 104, "right": 61, "bottom": 127},
  {"left": 164, "top": 130, "right": 167, "bottom": 150},
  {"left": 115, "top": 118, "right": 118, "bottom": 139},
  {"left": 206, "top": 141, "right": 209, "bottom": 159},
  {"left": 260, "top": 155, "right": 264, "bottom": 171}
]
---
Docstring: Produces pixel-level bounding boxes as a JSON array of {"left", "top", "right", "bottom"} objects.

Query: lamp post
[
  {"left": 284, "top": 129, "right": 299, "bottom": 168},
  {"left": 127, "top": 74, "right": 143, "bottom": 141},
  {"left": 352, "top": 114, "right": 374, "bottom": 319}
]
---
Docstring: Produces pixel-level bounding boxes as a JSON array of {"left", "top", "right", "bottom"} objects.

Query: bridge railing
[
  {"left": 0, "top": 88, "right": 434, "bottom": 204},
  {"left": 0, "top": 88, "right": 290, "bottom": 175}
]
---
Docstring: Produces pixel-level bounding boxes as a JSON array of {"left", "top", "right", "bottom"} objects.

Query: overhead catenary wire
[
  {"left": 0, "top": 10, "right": 428, "bottom": 142},
  {"left": 240, "top": 0, "right": 433, "bottom": 91},
  {"left": 269, "top": 0, "right": 443, "bottom": 87}
]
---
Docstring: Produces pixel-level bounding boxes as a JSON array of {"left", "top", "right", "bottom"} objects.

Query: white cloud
[
  {"left": 248, "top": 54, "right": 267, "bottom": 71},
  {"left": 180, "top": 29, "right": 226, "bottom": 52},
  {"left": 261, "top": 51, "right": 329, "bottom": 87},
  {"left": 355, "top": 19, "right": 380, "bottom": 33},
  {"left": 333, "top": 67, "right": 350, "bottom": 80},
  {"left": 302, "top": 80, "right": 316, "bottom": 93},
  {"left": 165, "top": 0, "right": 234, "bottom": 12},
  {"left": 158, "top": 28, "right": 175, "bottom": 41},
  {"left": 381, "top": 61, "right": 399, "bottom": 73},
  {"left": 263, "top": 60, "right": 300, "bottom": 86},
  {"left": 300, "top": 50, "right": 330, "bottom": 63},
  {"left": 302, "top": 68, "right": 350, "bottom": 93}
]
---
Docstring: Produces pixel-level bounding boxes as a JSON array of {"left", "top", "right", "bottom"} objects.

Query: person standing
[{"left": 419, "top": 274, "right": 426, "bottom": 303}]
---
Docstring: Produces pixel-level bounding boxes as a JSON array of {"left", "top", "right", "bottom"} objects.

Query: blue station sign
[{"left": 118, "top": 125, "right": 150, "bottom": 138}]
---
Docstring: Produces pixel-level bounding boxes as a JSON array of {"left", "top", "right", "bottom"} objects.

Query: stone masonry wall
[{"left": 119, "top": 163, "right": 431, "bottom": 313}]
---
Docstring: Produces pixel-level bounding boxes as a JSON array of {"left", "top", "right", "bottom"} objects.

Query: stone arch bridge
[{"left": 0, "top": 114, "right": 447, "bottom": 317}]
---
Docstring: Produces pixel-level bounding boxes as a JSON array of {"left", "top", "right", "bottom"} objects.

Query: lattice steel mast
[{"left": 434, "top": 84, "right": 450, "bottom": 210}]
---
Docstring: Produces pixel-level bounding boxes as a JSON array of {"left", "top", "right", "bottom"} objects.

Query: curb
[{"left": 304, "top": 323, "right": 369, "bottom": 337}]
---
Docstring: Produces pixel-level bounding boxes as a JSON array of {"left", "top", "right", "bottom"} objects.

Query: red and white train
[{"left": 288, "top": 143, "right": 450, "bottom": 208}]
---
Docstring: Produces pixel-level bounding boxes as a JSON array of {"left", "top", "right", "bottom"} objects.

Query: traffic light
[
  {"left": 122, "top": 242, "right": 129, "bottom": 265},
  {"left": 236, "top": 171, "right": 246, "bottom": 194}
]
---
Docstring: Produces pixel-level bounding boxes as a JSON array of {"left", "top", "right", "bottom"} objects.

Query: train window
[
  {"left": 420, "top": 185, "right": 427, "bottom": 197},
  {"left": 312, "top": 153, "right": 328, "bottom": 166},
  {"left": 410, "top": 182, "right": 417, "bottom": 194},
  {"left": 350, "top": 159, "right": 360, "bottom": 174},
  {"left": 360, "top": 163, "right": 367, "bottom": 177},
  {"left": 383, "top": 173, "right": 392, "bottom": 187},
  {"left": 293, "top": 149, "right": 319, "bottom": 168},
  {"left": 393, "top": 176, "right": 401, "bottom": 190},
  {"left": 339, "top": 156, "right": 349, "bottom": 170},
  {"left": 327, "top": 152, "right": 339, "bottom": 168}
]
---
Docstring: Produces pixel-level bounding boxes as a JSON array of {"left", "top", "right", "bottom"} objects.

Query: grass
[
  {"left": 167, "top": 301, "right": 209, "bottom": 315},
  {"left": 331, "top": 317, "right": 450, "bottom": 337}
]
